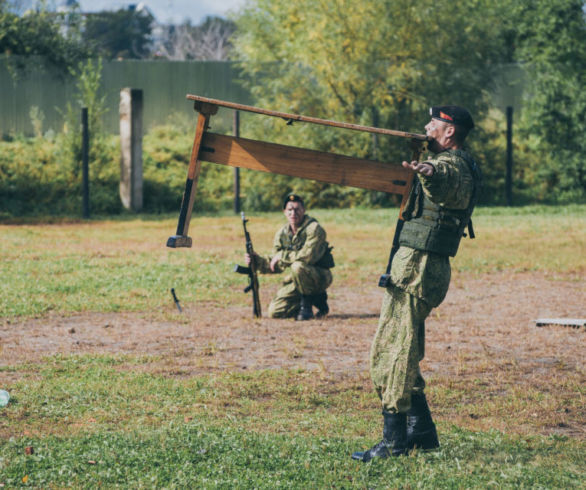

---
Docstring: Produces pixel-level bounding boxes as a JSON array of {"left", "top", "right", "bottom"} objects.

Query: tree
[
  {"left": 231, "top": 0, "right": 509, "bottom": 208},
  {"left": 82, "top": 6, "right": 154, "bottom": 59},
  {"left": 0, "top": 1, "right": 90, "bottom": 76},
  {"left": 507, "top": 0, "right": 586, "bottom": 202},
  {"left": 153, "top": 16, "right": 236, "bottom": 61}
]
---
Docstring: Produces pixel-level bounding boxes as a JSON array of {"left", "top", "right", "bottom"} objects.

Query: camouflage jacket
[
  {"left": 255, "top": 215, "right": 330, "bottom": 274},
  {"left": 391, "top": 149, "right": 478, "bottom": 307}
]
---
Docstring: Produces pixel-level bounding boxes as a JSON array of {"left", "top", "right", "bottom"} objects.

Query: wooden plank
[
  {"left": 199, "top": 133, "right": 412, "bottom": 196},
  {"left": 188, "top": 94, "right": 429, "bottom": 141}
]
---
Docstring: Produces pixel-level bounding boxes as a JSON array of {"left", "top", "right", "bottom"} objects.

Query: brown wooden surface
[
  {"left": 188, "top": 94, "right": 429, "bottom": 141},
  {"left": 176, "top": 113, "right": 209, "bottom": 237},
  {"left": 199, "top": 133, "right": 413, "bottom": 196}
]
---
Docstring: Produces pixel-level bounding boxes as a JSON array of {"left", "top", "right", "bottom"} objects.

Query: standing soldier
[
  {"left": 245, "top": 194, "right": 334, "bottom": 320},
  {"left": 353, "top": 106, "right": 482, "bottom": 461}
]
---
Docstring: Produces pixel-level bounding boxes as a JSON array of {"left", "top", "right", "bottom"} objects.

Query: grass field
[{"left": 0, "top": 205, "right": 584, "bottom": 488}]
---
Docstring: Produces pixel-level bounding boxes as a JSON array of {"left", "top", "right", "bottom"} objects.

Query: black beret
[
  {"left": 430, "top": 105, "right": 475, "bottom": 130},
  {"left": 283, "top": 194, "right": 304, "bottom": 209}
]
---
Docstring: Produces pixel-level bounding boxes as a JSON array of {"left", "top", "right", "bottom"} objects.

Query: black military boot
[
  {"left": 311, "top": 292, "right": 329, "bottom": 318},
  {"left": 352, "top": 411, "right": 408, "bottom": 462},
  {"left": 406, "top": 392, "right": 440, "bottom": 450},
  {"left": 296, "top": 295, "right": 314, "bottom": 321}
]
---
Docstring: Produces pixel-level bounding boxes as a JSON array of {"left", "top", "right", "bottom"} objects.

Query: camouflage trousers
[
  {"left": 268, "top": 261, "right": 332, "bottom": 318},
  {"left": 370, "top": 285, "right": 432, "bottom": 413}
]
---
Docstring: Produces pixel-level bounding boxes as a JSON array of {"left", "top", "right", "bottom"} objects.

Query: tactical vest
[
  {"left": 399, "top": 150, "right": 482, "bottom": 257},
  {"left": 278, "top": 216, "right": 335, "bottom": 268}
]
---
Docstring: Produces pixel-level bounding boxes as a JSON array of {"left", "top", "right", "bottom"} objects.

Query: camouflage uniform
[
  {"left": 254, "top": 215, "right": 333, "bottom": 318},
  {"left": 370, "top": 149, "right": 479, "bottom": 413}
]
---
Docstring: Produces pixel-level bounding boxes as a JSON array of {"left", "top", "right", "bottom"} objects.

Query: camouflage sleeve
[
  {"left": 280, "top": 222, "right": 328, "bottom": 266},
  {"left": 252, "top": 228, "right": 284, "bottom": 274},
  {"left": 253, "top": 254, "right": 272, "bottom": 274},
  {"left": 418, "top": 152, "right": 474, "bottom": 210}
]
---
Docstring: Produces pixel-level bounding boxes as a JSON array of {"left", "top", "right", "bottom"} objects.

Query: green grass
[
  {"left": 3, "top": 425, "right": 582, "bottom": 488},
  {"left": 0, "top": 206, "right": 584, "bottom": 487},
  {"left": 1, "top": 355, "right": 583, "bottom": 488},
  {"left": 1, "top": 205, "right": 584, "bottom": 319}
]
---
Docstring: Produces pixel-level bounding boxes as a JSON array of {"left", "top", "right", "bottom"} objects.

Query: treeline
[
  {"left": 0, "top": 1, "right": 235, "bottom": 70},
  {"left": 0, "top": 0, "right": 584, "bottom": 217},
  {"left": 231, "top": 0, "right": 586, "bottom": 208}
]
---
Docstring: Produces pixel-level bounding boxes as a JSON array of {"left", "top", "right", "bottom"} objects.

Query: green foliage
[
  {"left": 83, "top": 7, "right": 154, "bottom": 60},
  {"left": 0, "top": 57, "right": 119, "bottom": 217},
  {"left": 0, "top": 3, "right": 91, "bottom": 76},
  {"left": 507, "top": 0, "right": 586, "bottom": 202},
  {"left": 142, "top": 118, "right": 235, "bottom": 213},
  {"left": 60, "top": 57, "right": 109, "bottom": 154},
  {"left": 0, "top": 132, "right": 120, "bottom": 217},
  {"left": 0, "top": 115, "right": 237, "bottom": 218},
  {"left": 231, "top": 0, "right": 509, "bottom": 206},
  {"left": 1, "top": 1, "right": 584, "bottom": 209},
  {"left": 230, "top": 0, "right": 585, "bottom": 206},
  {"left": 58, "top": 58, "right": 121, "bottom": 214}
]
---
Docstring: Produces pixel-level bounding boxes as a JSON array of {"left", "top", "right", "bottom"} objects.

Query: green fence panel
[{"left": 0, "top": 57, "right": 250, "bottom": 137}]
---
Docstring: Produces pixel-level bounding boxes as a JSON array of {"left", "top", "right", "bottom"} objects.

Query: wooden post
[
  {"left": 81, "top": 107, "right": 90, "bottom": 219},
  {"left": 119, "top": 88, "right": 143, "bottom": 211},
  {"left": 506, "top": 106, "right": 513, "bottom": 206},
  {"left": 233, "top": 110, "right": 241, "bottom": 214},
  {"left": 167, "top": 101, "right": 218, "bottom": 248}
]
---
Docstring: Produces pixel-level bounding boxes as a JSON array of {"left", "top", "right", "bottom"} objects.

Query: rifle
[
  {"left": 234, "top": 212, "right": 262, "bottom": 318},
  {"left": 378, "top": 138, "right": 427, "bottom": 288}
]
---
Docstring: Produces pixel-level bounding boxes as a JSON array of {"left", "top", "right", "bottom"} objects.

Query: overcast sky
[{"left": 75, "top": 0, "right": 247, "bottom": 25}]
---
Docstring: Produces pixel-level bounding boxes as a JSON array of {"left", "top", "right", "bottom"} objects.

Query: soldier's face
[
  {"left": 425, "top": 118, "right": 454, "bottom": 152},
  {"left": 284, "top": 201, "right": 305, "bottom": 228}
]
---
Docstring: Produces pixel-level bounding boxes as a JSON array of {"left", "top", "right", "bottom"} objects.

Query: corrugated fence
[
  {"left": 1, "top": 57, "right": 525, "bottom": 138},
  {"left": 0, "top": 57, "right": 250, "bottom": 137}
]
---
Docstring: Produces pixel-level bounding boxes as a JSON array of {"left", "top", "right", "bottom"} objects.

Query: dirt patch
[{"left": 1, "top": 271, "right": 584, "bottom": 437}]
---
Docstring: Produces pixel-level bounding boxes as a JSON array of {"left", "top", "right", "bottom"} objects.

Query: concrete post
[{"left": 119, "top": 88, "right": 143, "bottom": 211}]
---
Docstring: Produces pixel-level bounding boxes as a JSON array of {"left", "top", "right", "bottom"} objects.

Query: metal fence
[
  {"left": 1, "top": 56, "right": 525, "bottom": 138},
  {"left": 0, "top": 57, "right": 250, "bottom": 137}
]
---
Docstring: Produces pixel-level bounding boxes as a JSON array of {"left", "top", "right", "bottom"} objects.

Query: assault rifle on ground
[{"left": 234, "top": 212, "right": 262, "bottom": 318}]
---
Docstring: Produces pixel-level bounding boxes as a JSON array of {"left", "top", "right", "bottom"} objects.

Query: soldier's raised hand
[{"left": 402, "top": 160, "right": 434, "bottom": 176}]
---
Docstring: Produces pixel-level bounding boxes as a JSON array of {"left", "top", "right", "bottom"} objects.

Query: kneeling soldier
[{"left": 245, "top": 194, "right": 334, "bottom": 320}]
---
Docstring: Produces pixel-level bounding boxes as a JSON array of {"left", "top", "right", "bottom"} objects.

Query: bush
[
  {"left": 1, "top": 109, "right": 583, "bottom": 220},
  {"left": 0, "top": 132, "right": 120, "bottom": 218}
]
